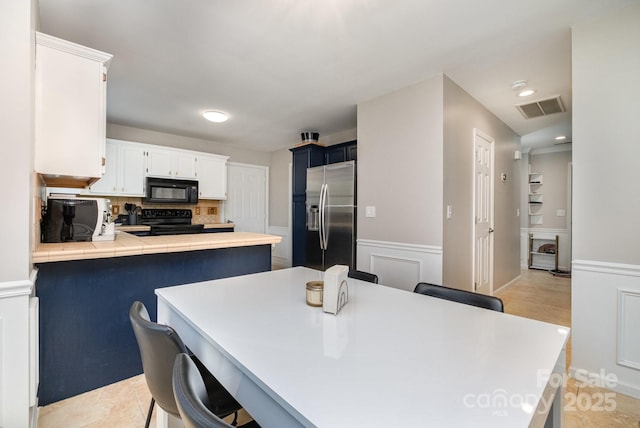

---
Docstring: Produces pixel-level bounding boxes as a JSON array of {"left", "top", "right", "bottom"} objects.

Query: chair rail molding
[
  {"left": 571, "top": 259, "right": 640, "bottom": 399},
  {"left": 357, "top": 239, "right": 442, "bottom": 292}
]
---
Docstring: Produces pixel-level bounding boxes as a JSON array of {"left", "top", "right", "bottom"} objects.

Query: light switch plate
[{"left": 365, "top": 206, "right": 376, "bottom": 218}]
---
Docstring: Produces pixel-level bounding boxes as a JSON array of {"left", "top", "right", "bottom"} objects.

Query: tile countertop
[{"left": 33, "top": 231, "right": 281, "bottom": 263}]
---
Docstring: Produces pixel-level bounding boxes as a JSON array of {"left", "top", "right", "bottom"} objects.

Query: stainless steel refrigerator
[{"left": 305, "top": 161, "right": 356, "bottom": 271}]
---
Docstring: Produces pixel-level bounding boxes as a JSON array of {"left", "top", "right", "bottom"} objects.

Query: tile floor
[{"left": 38, "top": 269, "right": 640, "bottom": 427}]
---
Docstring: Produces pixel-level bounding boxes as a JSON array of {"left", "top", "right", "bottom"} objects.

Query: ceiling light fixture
[
  {"left": 518, "top": 89, "right": 536, "bottom": 97},
  {"left": 555, "top": 135, "right": 567, "bottom": 140},
  {"left": 511, "top": 80, "right": 527, "bottom": 91},
  {"left": 202, "top": 110, "right": 229, "bottom": 123}
]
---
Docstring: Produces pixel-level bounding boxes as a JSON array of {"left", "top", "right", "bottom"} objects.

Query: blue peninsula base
[{"left": 36, "top": 244, "right": 272, "bottom": 405}]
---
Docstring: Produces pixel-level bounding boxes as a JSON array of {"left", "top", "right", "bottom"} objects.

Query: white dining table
[{"left": 156, "top": 266, "right": 569, "bottom": 428}]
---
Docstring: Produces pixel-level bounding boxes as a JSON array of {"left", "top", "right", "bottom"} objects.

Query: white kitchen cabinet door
[
  {"left": 89, "top": 139, "right": 146, "bottom": 196},
  {"left": 35, "top": 32, "right": 112, "bottom": 187},
  {"left": 174, "top": 152, "right": 198, "bottom": 179},
  {"left": 145, "top": 148, "right": 174, "bottom": 178},
  {"left": 118, "top": 142, "right": 146, "bottom": 195},
  {"left": 198, "top": 154, "right": 228, "bottom": 200},
  {"left": 89, "top": 141, "right": 118, "bottom": 194}
]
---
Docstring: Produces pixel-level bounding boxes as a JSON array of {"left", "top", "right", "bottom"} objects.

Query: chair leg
[
  {"left": 231, "top": 410, "right": 238, "bottom": 426},
  {"left": 145, "top": 398, "right": 155, "bottom": 428}
]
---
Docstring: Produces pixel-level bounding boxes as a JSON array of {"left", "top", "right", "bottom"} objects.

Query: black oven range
[{"left": 132, "top": 208, "right": 204, "bottom": 236}]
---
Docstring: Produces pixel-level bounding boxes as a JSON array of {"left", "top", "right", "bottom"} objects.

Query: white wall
[
  {"left": 0, "top": 0, "right": 38, "bottom": 426},
  {"left": 357, "top": 75, "right": 444, "bottom": 289},
  {"left": 571, "top": 2, "right": 640, "bottom": 398}
]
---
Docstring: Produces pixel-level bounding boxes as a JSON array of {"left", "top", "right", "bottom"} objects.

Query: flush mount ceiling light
[
  {"left": 202, "top": 110, "right": 229, "bottom": 123},
  {"left": 555, "top": 135, "right": 567, "bottom": 140},
  {"left": 518, "top": 89, "right": 536, "bottom": 97},
  {"left": 511, "top": 80, "right": 527, "bottom": 91},
  {"left": 511, "top": 80, "right": 536, "bottom": 97}
]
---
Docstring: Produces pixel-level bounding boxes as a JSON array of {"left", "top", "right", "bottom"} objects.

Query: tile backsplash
[{"left": 107, "top": 197, "right": 223, "bottom": 224}]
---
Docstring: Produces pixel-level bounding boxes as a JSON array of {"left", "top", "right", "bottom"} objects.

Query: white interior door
[
  {"left": 473, "top": 129, "right": 494, "bottom": 295},
  {"left": 225, "top": 163, "right": 268, "bottom": 233}
]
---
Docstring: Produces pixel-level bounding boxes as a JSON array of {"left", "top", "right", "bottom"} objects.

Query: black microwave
[{"left": 145, "top": 177, "right": 198, "bottom": 204}]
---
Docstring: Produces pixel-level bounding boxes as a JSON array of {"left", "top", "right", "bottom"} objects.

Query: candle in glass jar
[{"left": 306, "top": 281, "right": 324, "bottom": 307}]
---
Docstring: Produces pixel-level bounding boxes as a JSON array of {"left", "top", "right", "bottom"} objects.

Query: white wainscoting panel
[
  {"left": 268, "top": 226, "right": 291, "bottom": 269},
  {"left": 571, "top": 260, "right": 640, "bottom": 399},
  {"left": 357, "top": 239, "right": 442, "bottom": 292},
  {"left": 618, "top": 289, "right": 640, "bottom": 370}
]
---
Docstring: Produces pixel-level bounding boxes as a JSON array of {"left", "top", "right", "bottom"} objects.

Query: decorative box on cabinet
[
  {"left": 528, "top": 233, "right": 559, "bottom": 271},
  {"left": 89, "top": 139, "right": 145, "bottom": 196},
  {"left": 35, "top": 32, "right": 113, "bottom": 188},
  {"left": 290, "top": 144, "right": 325, "bottom": 266}
]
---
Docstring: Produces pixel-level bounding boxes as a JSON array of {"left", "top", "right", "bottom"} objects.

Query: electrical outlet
[
  {"left": 195, "top": 207, "right": 201, "bottom": 215},
  {"left": 208, "top": 207, "right": 218, "bottom": 215},
  {"left": 112, "top": 205, "right": 120, "bottom": 215}
]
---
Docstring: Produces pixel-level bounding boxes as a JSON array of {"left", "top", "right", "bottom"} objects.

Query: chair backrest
[
  {"left": 348, "top": 269, "right": 379, "bottom": 284},
  {"left": 173, "top": 353, "right": 234, "bottom": 428},
  {"left": 129, "top": 301, "right": 187, "bottom": 417},
  {"left": 413, "top": 283, "right": 504, "bottom": 312}
]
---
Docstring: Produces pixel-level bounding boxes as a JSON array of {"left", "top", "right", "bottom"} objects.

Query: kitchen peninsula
[{"left": 34, "top": 230, "right": 281, "bottom": 405}]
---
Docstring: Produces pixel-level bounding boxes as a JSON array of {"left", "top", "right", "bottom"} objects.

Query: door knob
[{"left": 488, "top": 227, "right": 495, "bottom": 233}]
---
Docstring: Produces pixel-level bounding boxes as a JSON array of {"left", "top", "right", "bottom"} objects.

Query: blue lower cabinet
[{"left": 36, "top": 245, "right": 271, "bottom": 405}]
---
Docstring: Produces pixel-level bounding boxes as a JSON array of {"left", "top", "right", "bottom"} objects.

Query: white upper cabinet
[
  {"left": 34, "top": 32, "right": 112, "bottom": 188},
  {"left": 174, "top": 152, "right": 198, "bottom": 179},
  {"left": 145, "top": 147, "right": 198, "bottom": 179},
  {"left": 89, "top": 139, "right": 145, "bottom": 196},
  {"left": 198, "top": 154, "right": 228, "bottom": 200}
]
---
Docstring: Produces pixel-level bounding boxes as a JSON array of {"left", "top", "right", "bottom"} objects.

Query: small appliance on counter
[{"left": 41, "top": 197, "right": 115, "bottom": 243}]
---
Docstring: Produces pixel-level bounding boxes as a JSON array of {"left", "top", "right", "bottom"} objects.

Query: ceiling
[{"left": 37, "top": 0, "right": 634, "bottom": 153}]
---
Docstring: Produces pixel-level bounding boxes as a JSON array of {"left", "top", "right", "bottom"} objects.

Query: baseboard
[
  {"left": 494, "top": 273, "right": 522, "bottom": 294},
  {"left": 568, "top": 366, "right": 640, "bottom": 399}
]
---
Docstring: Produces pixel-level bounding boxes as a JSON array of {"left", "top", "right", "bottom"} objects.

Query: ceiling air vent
[{"left": 516, "top": 96, "right": 565, "bottom": 119}]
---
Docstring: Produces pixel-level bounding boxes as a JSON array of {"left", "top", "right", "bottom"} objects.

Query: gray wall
[
  {"left": 529, "top": 150, "right": 571, "bottom": 230},
  {"left": 442, "top": 76, "right": 521, "bottom": 291},
  {"left": 269, "top": 148, "right": 291, "bottom": 227},
  {"left": 357, "top": 75, "right": 444, "bottom": 246},
  {"left": 107, "top": 123, "right": 271, "bottom": 166},
  {"left": 572, "top": 5, "right": 640, "bottom": 265}
]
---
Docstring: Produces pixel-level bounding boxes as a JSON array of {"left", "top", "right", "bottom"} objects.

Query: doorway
[
  {"left": 473, "top": 129, "right": 495, "bottom": 295},
  {"left": 225, "top": 162, "right": 268, "bottom": 233}
]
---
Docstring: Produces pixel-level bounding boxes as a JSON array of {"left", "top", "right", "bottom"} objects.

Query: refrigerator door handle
[
  {"left": 322, "top": 183, "right": 329, "bottom": 249},
  {"left": 319, "top": 183, "right": 326, "bottom": 250}
]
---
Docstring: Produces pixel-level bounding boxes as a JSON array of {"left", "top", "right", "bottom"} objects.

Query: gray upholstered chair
[
  {"left": 129, "top": 301, "right": 242, "bottom": 428},
  {"left": 173, "top": 353, "right": 261, "bottom": 428},
  {"left": 347, "top": 269, "right": 379, "bottom": 284}
]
